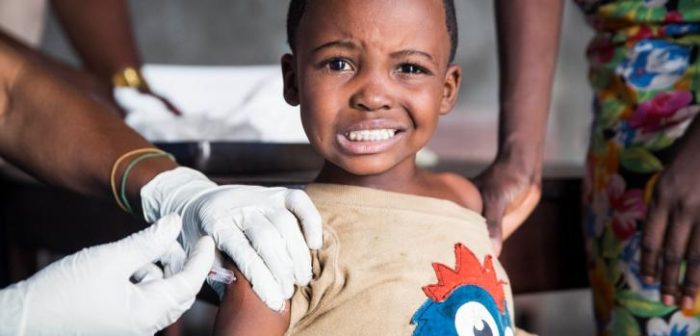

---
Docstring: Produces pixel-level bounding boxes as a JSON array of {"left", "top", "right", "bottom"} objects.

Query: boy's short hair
[{"left": 286, "top": 0, "right": 458, "bottom": 63}]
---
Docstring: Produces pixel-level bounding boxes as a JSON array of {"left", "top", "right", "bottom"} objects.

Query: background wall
[{"left": 41, "top": 0, "right": 594, "bottom": 165}]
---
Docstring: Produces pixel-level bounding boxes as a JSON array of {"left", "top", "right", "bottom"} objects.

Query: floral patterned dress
[{"left": 575, "top": 0, "right": 700, "bottom": 334}]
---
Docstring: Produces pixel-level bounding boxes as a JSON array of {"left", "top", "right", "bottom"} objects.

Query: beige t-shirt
[
  {"left": 0, "top": 0, "right": 47, "bottom": 47},
  {"left": 287, "top": 183, "right": 519, "bottom": 336}
]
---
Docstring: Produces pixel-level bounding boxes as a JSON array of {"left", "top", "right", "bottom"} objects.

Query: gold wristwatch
[{"left": 112, "top": 66, "right": 150, "bottom": 90}]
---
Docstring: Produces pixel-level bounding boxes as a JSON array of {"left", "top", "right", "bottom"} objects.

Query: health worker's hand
[
  {"left": 0, "top": 214, "right": 214, "bottom": 336},
  {"left": 141, "top": 167, "right": 323, "bottom": 311},
  {"left": 114, "top": 87, "right": 183, "bottom": 118},
  {"left": 138, "top": 87, "right": 183, "bottom": 116}
]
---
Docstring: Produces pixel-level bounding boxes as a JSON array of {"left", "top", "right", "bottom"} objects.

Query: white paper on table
[{"left": 117, "top": 64, "right": 308, "bottom": 143}]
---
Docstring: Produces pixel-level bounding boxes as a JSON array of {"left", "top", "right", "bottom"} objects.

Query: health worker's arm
[
  {"left": 0, "top": 41, "right": 323, "bottom": 312},
  {"left": 0, "top": 41, "right": 176, "bottom": 215},
  {"left": 0, "top": 28, "right": 119, "bottom": 110}
]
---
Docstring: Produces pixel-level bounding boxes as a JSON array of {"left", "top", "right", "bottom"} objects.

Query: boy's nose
[{"left": 349, "top": 74, "right": 394, "bottom": 112}]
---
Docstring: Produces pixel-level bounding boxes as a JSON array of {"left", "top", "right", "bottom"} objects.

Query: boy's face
[{"left": 282, "top": 0, "right": 461, "bottom": 176}]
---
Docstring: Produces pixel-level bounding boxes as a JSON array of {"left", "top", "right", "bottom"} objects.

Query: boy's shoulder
[{"left": 428, "top": 172, "right": 483, "bottom": 213}]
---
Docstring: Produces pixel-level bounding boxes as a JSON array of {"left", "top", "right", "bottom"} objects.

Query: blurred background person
[
  {"left": 489, "top": 0, "right": 700, "bottom": 334},
  {"left": 0, "top": 0, "right": 180, "bottom": 116}
]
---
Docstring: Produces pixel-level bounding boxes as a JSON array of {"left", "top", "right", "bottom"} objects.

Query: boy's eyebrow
[
  {"left": 312, "top": 40, "right": 358, "bottom": 53},
  {"left": 311, "top": 42, "right": 438, "bottom": 66},
  {"left": 391, "top": 49, "right": 436, "bottom": 64}
]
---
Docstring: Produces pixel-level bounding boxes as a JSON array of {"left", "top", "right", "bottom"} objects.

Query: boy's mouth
[
  {"left": 337, "top": 127, "right": 405, "bottom": 155},
  {"left": 345, "top": 129, "right": 398, "bottom": 142}
]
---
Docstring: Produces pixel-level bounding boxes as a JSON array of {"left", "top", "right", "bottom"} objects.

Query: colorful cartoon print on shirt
[{"left": 411, "top": 243, "right": 513, "bottom": 336}]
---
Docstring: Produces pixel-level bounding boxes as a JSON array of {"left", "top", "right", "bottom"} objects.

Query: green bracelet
[{"left": 119, "top": 152, "right": 175, "bottom": 214}]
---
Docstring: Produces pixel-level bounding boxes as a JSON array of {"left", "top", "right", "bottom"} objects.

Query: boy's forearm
[
  {"left": 50, "top": 0, "right": 141, "bottom": 85},
  {"left": 495, "top": 0, "right": 563, "bottom": 172}
]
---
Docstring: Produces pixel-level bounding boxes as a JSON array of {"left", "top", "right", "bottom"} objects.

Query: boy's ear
[
  {"left": 440, "top": 64, "right": 462, "bottom": 115},
  {"left": 281, "top": 53, "right": 300, "bottom": 106}
]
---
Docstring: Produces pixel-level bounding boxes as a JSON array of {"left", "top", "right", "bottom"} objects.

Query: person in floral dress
[{"left": 479, "top": 0, "right": 700, "bottom": 334}]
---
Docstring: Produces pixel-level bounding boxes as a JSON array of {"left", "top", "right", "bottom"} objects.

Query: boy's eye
[
  {"left": 326, "top": 59, "right": 353, "bottom": 71},
  {"left": 397, "top": 63, "right": 426, "bottom": 75}
]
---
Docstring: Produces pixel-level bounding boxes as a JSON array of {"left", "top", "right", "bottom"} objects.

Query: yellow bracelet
[
  {"left": 112, "top": 66, "right": 149, "bottom": 90},
  {"left": 110, "top": 148, "right": 168, "bottom": 212},
  {"left": 120, "top": 152, "right": 174, "bottom": 214}
]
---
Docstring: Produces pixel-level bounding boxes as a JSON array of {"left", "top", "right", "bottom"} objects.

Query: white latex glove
[
  {"left": 0, "top": 214, "right": 214, "bottom": 336},
  {"left": 141, "top": 167, "right": 323, "bottom": 311}
]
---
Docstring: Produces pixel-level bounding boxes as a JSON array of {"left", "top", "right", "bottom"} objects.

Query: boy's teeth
[{"left": 346, "top": 129, "right": 397, "bottom": 142}]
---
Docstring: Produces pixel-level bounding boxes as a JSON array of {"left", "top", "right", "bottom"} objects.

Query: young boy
[{"left": 213, "top": 0, "right": 529, "bottom": 334}]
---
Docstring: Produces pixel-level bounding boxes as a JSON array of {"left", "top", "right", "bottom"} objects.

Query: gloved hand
[
  {"left": 0, "top": 214, "right": 214, "bottom": 336},
  {"left": 141, "top": 167, "right": 323, "bottom": 311}
]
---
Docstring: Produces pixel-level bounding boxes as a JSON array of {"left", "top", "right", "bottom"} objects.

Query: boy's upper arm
[
  {"left": 440, "top": 173, "right": 483, "bottom": 213},
  {"left": 213, "top": 262, "right": 291, "bottom": 336}
]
